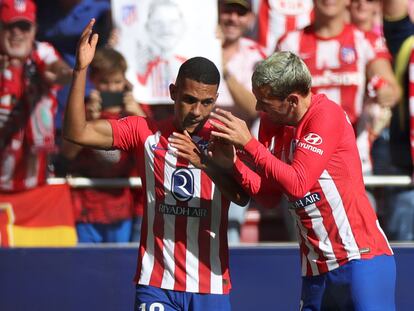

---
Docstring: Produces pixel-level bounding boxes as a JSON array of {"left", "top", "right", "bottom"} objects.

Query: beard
[{"left": 2, "top": 38, "right": 32, "bottom": 59}]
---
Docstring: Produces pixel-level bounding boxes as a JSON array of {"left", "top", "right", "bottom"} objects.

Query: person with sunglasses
[{"left": 0, "top": 0, "right": 71, "bottom": 192}]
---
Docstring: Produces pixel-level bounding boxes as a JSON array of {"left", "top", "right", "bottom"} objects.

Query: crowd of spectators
[{"left": 1, "top": 0, "right": 414, "bottom": 244}]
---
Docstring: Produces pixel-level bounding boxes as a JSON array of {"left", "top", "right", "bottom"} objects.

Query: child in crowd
[{"left": 57, "top": 48, "right": 144, "bottom": 243}]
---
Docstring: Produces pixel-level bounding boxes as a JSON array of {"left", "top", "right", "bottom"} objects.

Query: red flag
[{"left": 0, "top": 184, "right": 77, "bottom": 247}]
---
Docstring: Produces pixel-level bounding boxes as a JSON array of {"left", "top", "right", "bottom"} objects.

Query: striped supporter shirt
[
  {"left": 109, "top": 116, "right": 231, "bottom": 294},
  {"left": 233, "top": 94, "right": 393, "bottom": 277},
  {"left": 277, "top": 24, "right": 391, "bottom": 127},
  {"left": 257, "top": 0, "right": 314, "bottom": 55},
  {"left": 0, "top": 42, "right": 60, "bottom": 191}
]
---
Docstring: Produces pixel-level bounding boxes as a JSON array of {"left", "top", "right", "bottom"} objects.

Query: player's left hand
[
  {"left": 207, "top": 136, "right": 236, "bottom": 169},
  {"left": 168, "top": 131, "right": 205, "bottom": 169},
  {"left": 209, "top": 108, "right": 252, "bottom": 148}
]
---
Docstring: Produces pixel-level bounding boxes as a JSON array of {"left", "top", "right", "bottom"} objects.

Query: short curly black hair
[{"left": 176, "top": 56, "right": 220, "bottom": 87}]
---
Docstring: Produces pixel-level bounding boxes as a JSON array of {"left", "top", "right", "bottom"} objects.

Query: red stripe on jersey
[
  {"left": 37, "top": 153, "right": 47, "bottom": 188},
  {"left": 295, "top": 220, "right": 313, "bottom": 275},
  {"left": 317, "top": 195, "right": 349, "bottom": 269},
  {"left": 173, "top": 156, "right": 189, "bottom": 292},
  {"left": 135, "top": 199, "right": 148, "bottom": 283},
  {"left": 299, "top": 29, "right": 317, "bottom": 73},
  {"left": 198, "top": 170, "right": 212, "bottom": 293},
  {"left": 149, "top": 144, "right": 167, "bottom": 287},
  {"left": 286, "top": 15, "right": 296, "bottom": 33},
  {"left": 257, "top": 0, "right": 270, "bottom": 48}
]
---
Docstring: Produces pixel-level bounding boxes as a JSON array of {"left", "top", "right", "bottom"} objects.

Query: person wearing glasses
[{"left": 0, "top": 0, "right": 71, "bottom": 192}]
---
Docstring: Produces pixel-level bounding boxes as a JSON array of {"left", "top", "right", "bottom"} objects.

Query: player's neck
[{"left": 294, "top": 93, "right": 312, "bottom": 125}]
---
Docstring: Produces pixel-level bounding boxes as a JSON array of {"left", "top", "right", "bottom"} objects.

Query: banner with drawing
[{"left": 112, "top": 0, "right": 221, "bottom": 104}]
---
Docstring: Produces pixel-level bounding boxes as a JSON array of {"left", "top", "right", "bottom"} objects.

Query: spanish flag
[{"left": 0, "top": 184, "right": 77, "bottom": 247}]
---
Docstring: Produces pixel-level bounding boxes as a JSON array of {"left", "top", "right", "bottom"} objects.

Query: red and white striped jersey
[
  {"left": 257, "top": 0, "right": 314, "bottom": 55},
  {"left": 233, "top": 94, "right": 393, "bottom": 276},
  {"left": 277, "top": 24, "right": 391, "bottom": 126},
  {"left": 109, "top": 116, "right": 231, "bottom": 294},
  {"left": 0, "top": 42, "right": 60, "bottom": 192}
]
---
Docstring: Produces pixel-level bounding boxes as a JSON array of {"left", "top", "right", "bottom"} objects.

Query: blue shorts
[
  {"left": 300, "top": 255, "right": 396, "bottom": 311},
  {"left": 135, "top": 284, "right": 231, "bottom": 311}
]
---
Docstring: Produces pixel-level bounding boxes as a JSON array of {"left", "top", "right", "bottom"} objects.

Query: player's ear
[
  {"left": 169, "top": 83, "right": 176, "bottom": 101},
  {"left": 286, "top": 94, "right": 299, "bottom": 107}
]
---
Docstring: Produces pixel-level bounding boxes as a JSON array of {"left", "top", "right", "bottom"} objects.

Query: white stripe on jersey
[
  {"left": 316, "top": 40, "right": 341, "bottom": 69},
  {"left": 317, "top": 88, "right": 341, "bottom": 106},
  {"left": 290, "top": 207, "right": 320, "bottom": 275},
  {"left": 303, "top": 200, "right": 340, "bottom": 271},
  {"left": 140, "top": 132, "right": 161, "bottom": 285},
  {"left": 185, "top": 168, "right": 202, "bottom": 292},
  {"left": 210, "top": 184, "right": 223, "bottom": 294},
  {"left": 186, "top": 215, "right": 200, "bottom": 292},
  {"left": 319, "top": 170, "right": 361, "bottom": 262},
  {"left": 278, "top": 31, "right": 300, "bottom": 54},
  {"left": 161, "top": 149, "right": 178, "bottom": 289}
]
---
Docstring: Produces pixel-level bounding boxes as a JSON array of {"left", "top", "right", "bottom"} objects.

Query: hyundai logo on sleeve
[
  {"left": 171, "top": 168, "right": 194, "bottom": 201},
  {"left": 297, "top": 133, "right": 324, "bottom": 155},
  {"left": 303, "top": 133, "right": 323, "bottom": 145}
]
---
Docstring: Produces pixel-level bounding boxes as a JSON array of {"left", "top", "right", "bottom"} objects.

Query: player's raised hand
[
  {"left": 209, "top": 108, "right": 252, "bottom": 148},
  {"left": 75, "top": 19, "right": 99, "bottom": 71}
]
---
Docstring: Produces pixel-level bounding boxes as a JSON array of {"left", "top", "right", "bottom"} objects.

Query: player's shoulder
[{"left": 116, "top": 115, "right": 152, "bottom": 130}]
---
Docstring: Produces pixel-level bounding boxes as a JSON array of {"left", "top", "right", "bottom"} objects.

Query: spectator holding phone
[
  {"left": 56, "top": 47, "right": 145, "bottom": 243},
  {"left": 86, "top": 47, "right": 145, "bottom": 120}
]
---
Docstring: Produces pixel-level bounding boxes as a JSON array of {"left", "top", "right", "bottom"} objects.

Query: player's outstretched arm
[{"left": 63, "top": 18, "right": 113, "bottom": 149}]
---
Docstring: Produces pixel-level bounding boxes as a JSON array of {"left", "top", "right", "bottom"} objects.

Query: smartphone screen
[{"left": 100, "top": 91, "right": 124, "bottom": 109}]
